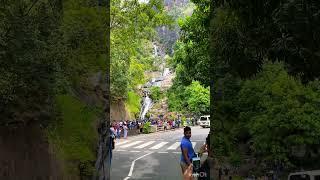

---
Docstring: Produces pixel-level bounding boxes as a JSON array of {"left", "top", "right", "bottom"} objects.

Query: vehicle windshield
[
  {"left": 200, "top": 117, "right": 208, "bottom": 121},
  {"left": 289, "top": 174, "right": 311, "bottom": 180}
]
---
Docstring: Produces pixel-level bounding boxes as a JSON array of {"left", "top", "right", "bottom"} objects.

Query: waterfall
[
  {"left": 139, "top": 93, "right": 153, "bottom": 120},
  {"left": 138, "top": 42, "right": 161, "bottom": 120},
  {"left": 163, "top": 68, "right": 170, "bottom": 77},
  {"left": 153, "top": 44, "right": 158, "bottom": 57}
]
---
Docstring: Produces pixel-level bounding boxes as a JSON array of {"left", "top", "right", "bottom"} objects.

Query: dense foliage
[
  {"left": 150, "top": 86, "right": 162, "bottom": 101},
  {"left": 208, "top": 0, "right": 320, "bottom": 170},
  {"left": 238, "top": 62, "right": 320, "bottom": 168},
  {"left": 0, "top": 0, "right": 63, "bottom": 125},
  {"left": 167, "top": 81, "right": 209, "bottom": 115},
  {"left": 111, "top": 0, "right": 172, "bottom": 101},
  {"left": 169, "top": 0, "right": 320, "bottom": 171},
  {"left": 0, "top": 0, "right": 172, "bottom": 177}
]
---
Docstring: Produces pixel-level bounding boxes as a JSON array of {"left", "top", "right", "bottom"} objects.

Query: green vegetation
[
  {"left": 0, "top": 0, "right": 173, "bottom": 178},
  {"left": 170, "top": 0, "right": 320, "bottom": 171},
  {"left": 167, "top": 81, "right": 209, "bottom": 115},
  {"left": 47, "top": 95, "right": 99, "bottom": 176},
  {"left": 111, "top": 0, "right": 172, "bottom": 101},
  {"left": 0, "top": 0, "right": 62, "bottom": 125},
  {"left": 3, "top": 0, "right": 319, "bottom": 176},
  {"left": 125, "top": 91, "right": 141, "bottom": 119},
  {"left": 185, "top": 81, "right": 210, "bottom": 115},
  {"left": 238, "top": 62, "right": 320, "bottom": 166},
  {"left": 143, "top": 121, "right": 152, "bottom": 134},
  {"left": 150, "top": 86, "right": 162, "bottom": 101}
]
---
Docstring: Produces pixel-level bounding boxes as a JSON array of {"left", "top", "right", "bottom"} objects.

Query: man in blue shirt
[{"left": 180, "top": 126, "right": 196, "bottom": 175}]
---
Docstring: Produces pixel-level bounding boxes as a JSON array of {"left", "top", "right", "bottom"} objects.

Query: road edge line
[{"left": 123, "top": 152, "right": 153, "bottom": 180}]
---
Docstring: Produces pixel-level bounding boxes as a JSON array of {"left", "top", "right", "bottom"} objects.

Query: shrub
[
  {"left": 150, "top": 86, "right": 162, "bottom": 101},
  {"left": 143, "top": 122, "right": 152, "bottom": 134}
]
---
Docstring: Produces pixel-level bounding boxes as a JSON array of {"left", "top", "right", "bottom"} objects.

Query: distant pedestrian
[
  {"left": 139, "top": 122, "right": 143, "bottom": 133},
  {"left": 164, "top": 121, "right": 168, "bottom": 131},
  {"left": 123, "top": 123, "right": 128, "bottom": 139},
  {"left": 116, "top": 123, "right": 121, "bottom": 139},
  {"left": 172, "top": 120, "right": 175, "bottom": 130}
]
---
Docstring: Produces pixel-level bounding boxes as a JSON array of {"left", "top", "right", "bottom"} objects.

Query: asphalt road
[{"left": 110, "top": 126, "right": 210, "bottom": 180}]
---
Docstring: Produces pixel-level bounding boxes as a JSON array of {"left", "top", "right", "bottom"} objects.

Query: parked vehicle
[
  {"left": 288, "top": 170, "right": 320, "bottom": 180},
  {"left": 199, "top": 115, "right": 210, "bottom": 128}
]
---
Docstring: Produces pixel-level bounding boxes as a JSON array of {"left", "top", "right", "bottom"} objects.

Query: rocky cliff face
[
  {"left": 0, "top": 124, "right": 62, "bottom": 180},
  {"left": 111, "top": 101, "right": 130, "bottom": 121}
]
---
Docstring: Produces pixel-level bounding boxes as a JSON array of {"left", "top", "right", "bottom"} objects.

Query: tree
[
  {"left": 185, "top": 81, "right": 209, "bottom": 115},
  {"left": 0, "top": 0, "right": 63, "bottom": 125},
  {"left": 238, "top": 62, "right": 320, "bottom": 167},
  {"left": 110, "top": 0, "right": 172, "bottom": 100}
]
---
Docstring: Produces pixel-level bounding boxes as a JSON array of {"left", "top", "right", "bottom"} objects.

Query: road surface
[{"left": 111, "top": 126, "right": 210, "bottom": 180}]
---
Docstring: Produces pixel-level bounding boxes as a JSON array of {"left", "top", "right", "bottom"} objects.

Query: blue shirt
[{"left": 180, "top": 136, "right": 196, "bottom": 163}]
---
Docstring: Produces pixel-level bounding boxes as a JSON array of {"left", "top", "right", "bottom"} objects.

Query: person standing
[
  {"left": 109, "top": 127, "right": 115, "bottom": 165},
  {"left": 180, "top": 126, "right": 196, "bottom": 175},
  {"left": 123, "top": 123, "right": 128, "bottom": 139},
  {"left": 116, "top": 123, "right": 121, "bottom": 140},
  {"left": 139, "top": 121, "right": 143, "bottom": 133},
  {"left": 164, "top": 121, "right": 168, "bottom": 131}
]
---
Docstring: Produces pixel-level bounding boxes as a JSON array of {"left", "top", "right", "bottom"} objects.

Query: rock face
[
  {"left": 148, "top": 68, "right": 175, "bottom": 118},
  {"left": 0, "top": 124, "right": 62, "bottom": 180},
  {"left": 110, "top": 101, "right": 130, "bottom": 121}
]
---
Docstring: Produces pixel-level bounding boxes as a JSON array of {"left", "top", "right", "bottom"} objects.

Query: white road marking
[
  {"left": 149, "top": 142, "right": 168, "bottom": 149},
  {"left": 119, "top": 141, "right": 143, "bottom": 148},
  {"left": 130, "top": 151, "right": 141, "bottom": 153},
  {"left": 167, "top": 142, "right": 180, "bottom": 150},
  {"left": 134, "top": 141, "right": 155, "bottom": 149},
  {"left": 124, "top": 152, "right": 153, "bottom": 180},
  {"left": 172, "top": 152, "right": 180, "bottom": 154},
  {"left": 116, "top": 140, "right": 130, "bottom": 146}
]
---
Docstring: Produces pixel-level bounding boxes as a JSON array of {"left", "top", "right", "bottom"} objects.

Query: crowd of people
[{"left": 109, "top": 118, "right": 196, "bottom": 139}]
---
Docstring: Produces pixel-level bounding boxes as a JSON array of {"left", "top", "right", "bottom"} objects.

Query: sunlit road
[{"left": 110, "top": 126, "right": 210, "bottom": 180}]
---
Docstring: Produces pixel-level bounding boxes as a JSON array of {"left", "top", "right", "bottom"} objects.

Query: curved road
[{"left": 111, "top": 126, "right": 210, "bottom": 180}]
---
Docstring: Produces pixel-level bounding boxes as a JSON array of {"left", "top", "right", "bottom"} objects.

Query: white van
[
  {"left": 288, "top": 170, "right": 320, "bottom": 180},
  {"left": 199, "top": 115, "right": 210, "bottom": 128}
]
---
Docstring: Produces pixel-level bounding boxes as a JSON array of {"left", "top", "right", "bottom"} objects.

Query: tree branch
[{"left": 24, "top": 0, "right": 40, "bottom": 16}]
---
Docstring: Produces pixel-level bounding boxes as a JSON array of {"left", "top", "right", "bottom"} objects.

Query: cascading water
[
  {"left": 153, "top": 43, "right": 158, "bottom": 57},
  {"left": 163, "top": 67, "right": 170, "bottom": 77},
  {"left": 139, "top": 93, "right": 153, "bottom": 120},
  {"left": 138, "top": 43, "right": 159, "bottom": 120}
]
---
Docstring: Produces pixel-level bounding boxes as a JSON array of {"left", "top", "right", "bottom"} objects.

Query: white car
[
  {"left": 288, "top": 170, "right": 320, "bottom": 180},
  {"left": 199, "top": 115, "right": 210, "bottom": 128}
]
